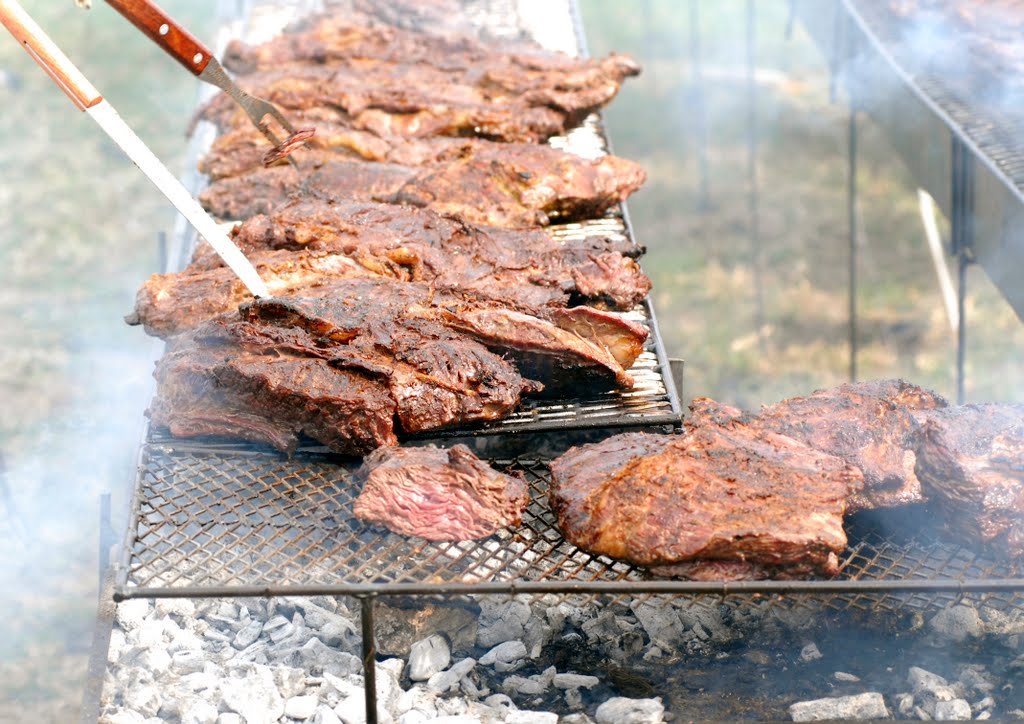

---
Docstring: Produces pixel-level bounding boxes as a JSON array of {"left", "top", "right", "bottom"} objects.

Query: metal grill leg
[
  {"left": 747, "top": 0, "right": 765, "bottom": 348},
  {"left": 360, "top": 595, "right": 378, "bottom": 724},
  {"left": 951, "top": 136, "right": 975, "bottom": 404},
  {"left": 689, "top": 0, "right": 710, "bottom": 211},
  {"left": 848, "top": 107, "right": 859, "bottom": 382}
]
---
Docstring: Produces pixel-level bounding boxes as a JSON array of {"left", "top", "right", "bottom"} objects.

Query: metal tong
[{"left": 103, "top": 0, "right": 309, "bottom": 165}]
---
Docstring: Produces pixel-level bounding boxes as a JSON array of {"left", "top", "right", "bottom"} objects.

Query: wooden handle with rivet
[
  {"left": 0, "top": 0, "right": 103, "bottom": 110},
  {"left": 105, "top": 0, "right": 213, "bottom": 76}
]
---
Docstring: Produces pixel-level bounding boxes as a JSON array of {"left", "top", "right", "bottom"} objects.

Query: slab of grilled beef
[
  {"left": 549, "top": 401, "right": 864, "bottom": 579},
  {"left": 198, "top": 119, "right": 475, "bottom": 180},
  {"left": 149, "top": 321, "right": 399, "bottom": 454},
  {"left": 201, "top": 29, "right": 639, "bottom": 143},
  {"left": 239, "top": 279, "right": 646, "bottom": 390},
  {"left": 129, "top": 201, "right": 650, "bottom": 338},
  {"left": 914, "top": 403, "right": 1024, "bottom": 557},
  {"left": 353, "top": 445, "right": 529, "bottom": 540},
  {"left": 150, "top": 288, "right": 541, "bottom": 451},
  {"left": 749, "top": 379, "right": 948, "bottom": 511},
  {"left": 197, "top": 144, "right": 645, "bottom": 228}
]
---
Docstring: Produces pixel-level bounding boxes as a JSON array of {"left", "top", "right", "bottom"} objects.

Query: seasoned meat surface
[
  {"left": 150, "top": 323, "right": 398, "bottom": 454},
  {"left": 198, "top": 145, "right": 646, "bottom": 228},
  {"left": 203, "top": 21, "right": 640, "bottom": 143},
  {"left": 915, "top": 403, "right": 1024, "bottom": 556},
  {"left": 750, "top": 379, "right": 948, "bottom": 511},
  {"left": 550, "top": 402, "right": 864, "bottom": 578},
  {"left": 148, "top": 285, "right": 543, "bottom": 452},
  {"left": 353, "top": 445, "right": 529, "bottom": 540},
  {"left": 131, "top": 200, "right": 651, "bottom": 338}
]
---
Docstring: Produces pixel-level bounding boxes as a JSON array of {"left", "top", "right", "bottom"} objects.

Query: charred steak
[
  {"left": 353, "top": 445, "right": 529, "bottom": 540},
  {"left": 750, "top": 379, "right": 948, "bottom": 511},
  {"left": 550, "top": 401, "right": 864, "bottom": 579},
  {"left": 202, "top": 25, "right": 639, "bottom": 143},
  {"left": 129, "top": 200, "right": 651, "bottom": 338},
  {"left": 148, "top": 286, "right": 540, "bottom": 452},
  {"left": 915, "top": 403, "right": 1024, "bottom": 556},
  {"left": 197, "top": 145, "right": 645, "bottom": 228},
  {"left": 149, "top": 321, "right": 398, "bottom": 455}
]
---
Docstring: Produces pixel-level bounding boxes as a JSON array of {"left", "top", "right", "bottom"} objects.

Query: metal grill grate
[{"left": 120, "top": 449, "right": 1024, "bottom": 617}]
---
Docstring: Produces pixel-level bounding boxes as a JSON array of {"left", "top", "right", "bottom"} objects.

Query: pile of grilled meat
[
  {"left": 552, "top": 380, "right": 1024, "bottom": 578},
  {"left": 128, "top": 6, "right": 652, "bottom": 456}
]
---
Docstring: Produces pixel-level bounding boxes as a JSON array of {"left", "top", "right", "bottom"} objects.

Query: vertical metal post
[
  {"left": 746, "top": 0, "right": 764, "bottom": 347},
  {"left": 99, "top": 492, "right": 113, "bottom": 595},
  {"left": 688, "top": 0, "right": 710, "bottom": 210},
  {"left": 848, "top": 106, "right": 859, "bottom": 383},
  {"left": 951, "top": 136, "right": 974, "bottom": 404},
  {"left": 360, "top": 595, "right": 379, "bottom": 724}
]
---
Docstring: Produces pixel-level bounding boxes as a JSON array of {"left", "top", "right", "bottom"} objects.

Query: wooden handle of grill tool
[
  {"left": 0, "top": 0, "right": 103, "bottom": 110},
  {"left": 105, "top": 0, "right": 213, "bottom": 76}
]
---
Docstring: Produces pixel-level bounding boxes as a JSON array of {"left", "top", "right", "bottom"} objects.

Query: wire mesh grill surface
[
  {"left": 122, "top": 449, "right": 1024, "bottom": 616},
  {"left": 851, "top": 0, "right": 1024, "bottom": 201}
]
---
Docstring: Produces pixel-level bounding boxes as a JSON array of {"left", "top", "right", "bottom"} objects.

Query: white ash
[
  {"left": 100, "top": 593, "right": 1021, "bottom": 722},
  {"left": 789, "top": 692, "right": 889, "bottom": 722}
]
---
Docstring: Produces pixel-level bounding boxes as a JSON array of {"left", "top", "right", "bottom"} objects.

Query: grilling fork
[{"left": 102, "top": 0, "right": 309, "bottom": 166}]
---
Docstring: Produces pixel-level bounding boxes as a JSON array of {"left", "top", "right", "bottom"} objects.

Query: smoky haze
[{"left": 0, "top": 1, "right": 218, "bottom": 719}]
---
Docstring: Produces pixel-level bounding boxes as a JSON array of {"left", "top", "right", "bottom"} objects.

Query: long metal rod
[
  {"left": 848, "top": 106, "right": 859, "bottom": 382},
  {"left": 360, "top": 596, "right": 378, "bottom": 724},
  {"left": 746, "top": 0, "right": 765, "bottom": 348},
  {"left": 951, "top": 135, "right": 974, "bottom": 404},
  {"left": 957, "top": 255, "right": 968, "bottom": 404},
  {"left": 689, "top": 0, "right": 710, "bottom": 210},
  {"left": 114, "top": 577, "right": 1024, "bottom": 601}
]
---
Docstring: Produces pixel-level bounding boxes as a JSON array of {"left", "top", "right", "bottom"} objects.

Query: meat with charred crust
[
  {"left": 749, "top": 379, "right": 948, "bottom": 511},
  {"left": 198, "top": 144, "right": 646, "bottom": 228},
  {"left": 353, "top": 445, "right": 529, "bottom": 541},
  {"left": 550, "top": 401, "right": 864, "bottom": 579},
  {"left": 915, "top": 403, "right": 1024, "bottom": 557}
]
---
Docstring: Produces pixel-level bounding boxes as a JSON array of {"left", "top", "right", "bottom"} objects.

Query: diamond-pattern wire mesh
[
  {"left": 123, "top": 448, "right": 1024, "bottom": 617},
  {"left": 852, "top": 0, "right": 1024, "bottom": 198}
]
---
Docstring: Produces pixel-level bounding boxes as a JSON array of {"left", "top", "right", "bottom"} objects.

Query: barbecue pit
[{"left": 83, "top": 1, "right": 1024, "bottom": 722}]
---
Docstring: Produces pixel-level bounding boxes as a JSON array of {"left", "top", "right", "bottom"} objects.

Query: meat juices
[
  {"left": 353, "top": 445, "right": 529, "bottom": 540},
  {"left": 550, "top": 402, "right": 864, "bottom": 579}
]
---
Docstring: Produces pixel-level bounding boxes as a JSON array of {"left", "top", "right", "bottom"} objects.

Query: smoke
[{"left": 0, "top": 1, "right": 218, "bottom": 718}]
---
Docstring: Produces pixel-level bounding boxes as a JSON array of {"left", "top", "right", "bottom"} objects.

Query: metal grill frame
[{"left": 97, "top": 3, "right": 1024, "bottom": 723}]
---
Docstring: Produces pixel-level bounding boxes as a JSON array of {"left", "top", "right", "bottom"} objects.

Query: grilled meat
[
  {"left": 150, "top": 322, "right": 398, "bottom": 454},
  {"left": 550, "top": 401, "right": 864, "bottom": 579},
  {"left": 198, "top": 144, "right": 646, "bottom": 228},
  {"left": 197, "top": 157, "right": 412, "bottom": 219},
  {"left": 915, "top": 403, "right": 1024, "bottom": 557},
  {"left": 149, "top": 287, "right": 540, "bottom": 452},
  {"left": 241, "top": 280, "right": 646, "bottom": 390},
  {"left": 749, "top": 379, "right": 948, "bottom": 511},
  {"left": 129, "top": 200, "right": 650, "bottom": 338},
  {"left": 353, "top": 445, "right": 529, "bottom": 540},
  {"left": 203, "top": 26, "right": 639, "bottom": 143}
]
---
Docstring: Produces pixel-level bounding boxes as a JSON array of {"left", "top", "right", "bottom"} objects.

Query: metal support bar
[
  {"left": 114, "top": 577, "right": 1024, "bottom": 601},
  {"left": 951, "top": 135, "right": 975, "bottom": 404},
  {"left": 746, "top": 0, "right": 765, "bottom": 347},
  {"left": 99, "top": 492, "right": 114, "bottom": 595},
  {"left": 360, "top": 595, "right": 378, "bottom": 724},
  {"left": 848, "top": 106, "right": 859, "bottom": 382},
  {"left": 688, "top": 0, "right": 710, "bottom": 210}
]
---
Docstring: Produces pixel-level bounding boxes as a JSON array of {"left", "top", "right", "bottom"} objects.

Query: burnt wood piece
[
  {"left": 549, "top": 400, "right": 864, "bottom": 579},
  {"left": 202, "top": 26, "right": 639, "bottom": 143},
  {"left": 915, "top": 403, "right": 1024, "bottom": 557},
  {"left": 197, "top": 144, "right": 646, "bottom": 228},
  {"left": 749, "top": 379, "right": 949, "bottom": 511},
  {"left": 353, "top": 445, "right": 529, "bottom": 540}
]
